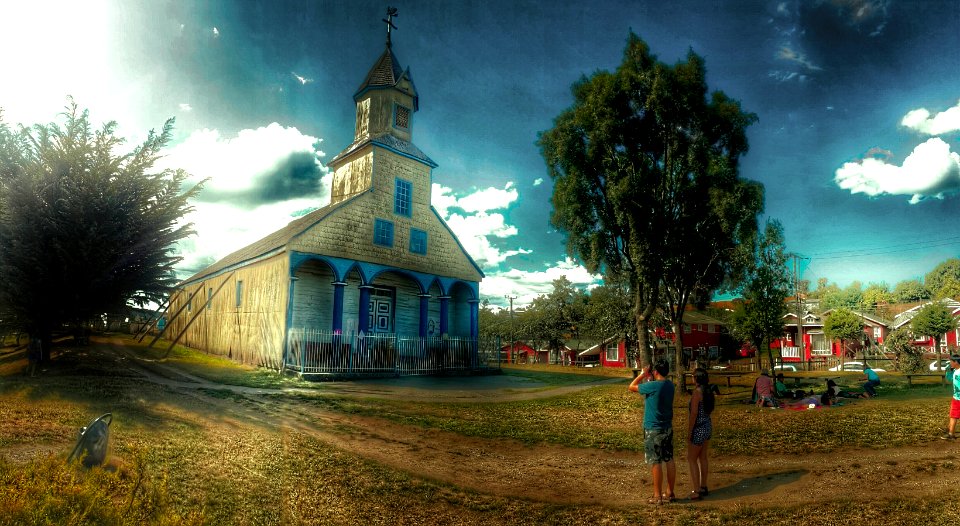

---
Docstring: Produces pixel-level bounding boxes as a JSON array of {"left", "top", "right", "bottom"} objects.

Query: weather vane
[{"left": 383, "top": 6, "right": 398, "bottom": 47}]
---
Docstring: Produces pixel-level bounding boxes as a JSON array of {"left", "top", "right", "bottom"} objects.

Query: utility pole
[
  {"left": 505, "top": 294, "right": 517, "bottom": 363},
  {"left": 792, "top": 254, "right": 805, "bottom": 371}
]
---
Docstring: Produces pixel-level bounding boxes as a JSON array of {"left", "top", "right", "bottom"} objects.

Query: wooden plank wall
[{"left": 167, "top": 253, "right": 289, "bottom": 369}]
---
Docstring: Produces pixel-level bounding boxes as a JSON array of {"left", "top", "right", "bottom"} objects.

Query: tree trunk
[
  {"left": 634, "top": 287, "right": 657, "bottom": 369},
  {"left": 936, "top": 337, "right": 942, "bottom": 372},
  {"left": 766, "top": 338, "right": 774, "bottom": 372},
  {"left": 672, "top": 320, "right": 686, "bottom": 385}
]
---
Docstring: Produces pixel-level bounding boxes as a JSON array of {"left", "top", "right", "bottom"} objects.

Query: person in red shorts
[{"left": 942, "top": 354, "right": 960, "bottom": 440}]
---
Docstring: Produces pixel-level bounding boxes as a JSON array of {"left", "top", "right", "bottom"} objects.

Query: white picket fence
[{"left": 284, "top": 328, "right": 500, "bottom": 377}]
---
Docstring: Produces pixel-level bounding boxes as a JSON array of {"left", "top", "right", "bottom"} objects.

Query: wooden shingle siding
[
  {"left": 291, "top": 260, "right": 336, "bottom": 330},
  {"left": 169, "top": 254, "right": 288, "bottom": 368}
]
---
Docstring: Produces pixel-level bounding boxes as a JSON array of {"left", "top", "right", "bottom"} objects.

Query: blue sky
[{"left": 2, "top": 1, "right": 959, "bottom": 309}]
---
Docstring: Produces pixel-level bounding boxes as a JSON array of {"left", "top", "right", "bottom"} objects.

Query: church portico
[{"left": 288, "top": 251, "right": 478, "bottom": 339}]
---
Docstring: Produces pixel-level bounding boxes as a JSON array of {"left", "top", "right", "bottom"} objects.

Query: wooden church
[{"left": 163, "top": 12, "right": 485, "bottom": 376}]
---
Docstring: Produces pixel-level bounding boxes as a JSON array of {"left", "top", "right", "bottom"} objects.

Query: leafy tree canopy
[
  {"left": 861, "top": 282, "right": 892, "bottom": 309},
  {"left": 910, "top": 301, "right": 957, "bottom": 353},
  {"left": 892, "top": 278, "right": 930, "bottom": 303},
  {"left": 823, "top": 308, "right": 863, "bottom": 348},
  {"left": 0, "top": 101, "right": 202, "bottom": 340},
  {"left": 538, "top": 32, "right": 763, "bottom": 367},
  {"left": 728, "top": 220, "right": 790, "bottom": 366},
  {"left": 925, "top": 258, "right": 960, "bottom": 298},
  {"left": 885, "top": 327, "right": 923, "bottom": 373}
]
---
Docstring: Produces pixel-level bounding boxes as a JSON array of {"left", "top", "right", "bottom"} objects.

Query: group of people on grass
[
  {"left": 752, "top": 363, "right": 881, "bottom": 410},
  {"left": 628, "top": 361, "right": 713, "bottom": 505},
  {"left": 628, "top": 354, "right": 960, "bottom": 505}
]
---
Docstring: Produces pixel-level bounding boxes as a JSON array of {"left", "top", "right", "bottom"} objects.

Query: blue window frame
[
  {"left": 374, "top": 219, "right": 394, "bottom": 247},
  {"left": 394, "top": 178, "right": 412, "bottom": 217},
  {"left": 409, "top": 228, "right": 427, "bottom": 255}
]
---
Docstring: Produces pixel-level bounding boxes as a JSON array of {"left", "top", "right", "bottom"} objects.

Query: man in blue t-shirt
[
  {"left": 942, "top": 354, "right": 960, "bottom": 440},
  {"left": 629, "top": 359, "right": 676, "bottom": 504},
  {"left": 861, "top": 363, "right": 880, "bottom": 398}
]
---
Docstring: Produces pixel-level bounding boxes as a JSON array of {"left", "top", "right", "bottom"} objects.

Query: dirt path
[{"left": 16, "top": 339, "right": 960, "bottom": 509}]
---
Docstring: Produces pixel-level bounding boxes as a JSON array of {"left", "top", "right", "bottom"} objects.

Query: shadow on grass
[{"left": 708, "top": 469, "right": 808, "bottom": 500}]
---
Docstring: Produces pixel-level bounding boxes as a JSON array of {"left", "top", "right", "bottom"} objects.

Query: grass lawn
[{"left": 1, "top": 337, "right": 960, "bottom": 525}]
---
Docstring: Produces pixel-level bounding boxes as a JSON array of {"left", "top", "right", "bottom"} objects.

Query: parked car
[
  {"left": 773, "top": 364, "right": 798, "bottom": 372},
  {"left": 930, "top": 359, "right": 951, "bottom": 371},
  {"left": 828, "top": 361, "right": 886, "bottom": 373}
]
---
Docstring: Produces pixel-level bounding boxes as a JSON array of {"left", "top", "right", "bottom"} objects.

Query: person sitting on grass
[
  {"left": 754, "top": 370, "right": 778, "bottom": 408},
  {"left": 825, "top": 379, "right": 862, "bottom": 400},
  {"left": 861, "top": 363, "right": 881, "bottom": 398},
  {"left": 775, "top": 373, "right": 804, "bottom": 400}
]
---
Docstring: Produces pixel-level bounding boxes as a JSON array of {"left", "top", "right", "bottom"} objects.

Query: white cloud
[
  {"left": 178, "top": 103, "right": 193, "bottom": 112},
  {"left": 834, "top": 137, "right": 960, "bottom": 203},
  {"left": 533, "top": 178, "right": 543, "bottom": 186},
  {"left": 0, "top": 2, "right": 123, "bottom": 128},
  {"left": 901, "top": 99, "right": 960, "bottom": 135},
  {"left": 431, "top": 182, "right": 528, "bottom": 267},
  {"left": 176, "top": 198, "right": 321, "bottom": 276},
  {"left": 479, "top": 258, "right": 601, "bottom": 309},
  {"left": 212, "top": 27, "right": 220, "bottom": 37},
  {"left": 162, "top": 124, "right": 331, "bottom": 275},
  {"left": 161, "top": 123, "right": 326, "bottom": 195},
  {"left": 455, "top": 182, "right": 517, "bottom": 213}
]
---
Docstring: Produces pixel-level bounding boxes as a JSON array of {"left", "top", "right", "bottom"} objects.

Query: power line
[{"left": 804, "top": 236, "right": 960, "bottom": 261}]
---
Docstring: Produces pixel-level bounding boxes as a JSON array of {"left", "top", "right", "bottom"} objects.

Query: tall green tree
[
  {"left": 820, "top": 281, "right": 863, "bottom": 311},
  {"left": 926, "top": 259, "right": 960, "bottom": 298},
  {"left": 478, "top": 299, "right": 509, "bottom": 341},
  {"left": 892, "top": 278, "right": 930, "bottom": 303},
  {"left": 0, "top": 102, "right": 202, "bottom": 354},
  {"left": 727, "top": 220, "right": 790, "bottom": 370},
  {"left": 539, "top": 32, "right": 763, "bottom": 369},
  {"left": 526, "top": 277, "right": 587, "bottom": 359},
  {"left": 581, "top": 279, "right": 634, "bottom": 360},
  {"left": 886, "top": 327, "right": 923, "bottom": 373},
  {"left": 823, "top": 308, "right": 863, "bottom": 361},
  {"left": 862, "top": 282, "right": 892, "bottom": 310},
  {"left": 910, "top": 301, "right": 957, "bottom": 368}
]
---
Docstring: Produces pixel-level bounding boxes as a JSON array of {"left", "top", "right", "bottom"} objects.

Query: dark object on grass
[{"left": 68, "top": 413, "right": 112, "bottom": 467}]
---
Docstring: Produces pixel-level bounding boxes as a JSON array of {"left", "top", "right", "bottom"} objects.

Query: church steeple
[
  {"left": 329, "top": 7, "right": 434, "bottom": 206},
  {"left": 352, "top": 7, "right": 418, "bottom": 144}
]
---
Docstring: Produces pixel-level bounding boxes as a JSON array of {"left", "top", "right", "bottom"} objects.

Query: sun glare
[{"left": 0, "top": 2, "right": 113, "bottom": 125}]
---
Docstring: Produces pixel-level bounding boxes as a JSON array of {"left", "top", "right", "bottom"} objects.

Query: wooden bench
[{"left": 904, "top": 373, "right": 947, "bottom": 386}]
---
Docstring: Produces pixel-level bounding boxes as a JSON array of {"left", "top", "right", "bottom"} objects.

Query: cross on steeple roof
[{"left": 383, "top": 6, "right": 398, "bottom": 48}]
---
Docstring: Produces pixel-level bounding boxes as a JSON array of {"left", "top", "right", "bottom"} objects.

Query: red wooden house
[
  {"left": 578, "top": 312, "right": 726, "bottom": 367},
  {"left": 500, "top": 341, "right": 539, "bottom": 364},
  {"left": 779, "top": 308, "right": 890, "bottom": 361},
  {"left": 892, "top": 298, "right": 960, "bottom": 352}
]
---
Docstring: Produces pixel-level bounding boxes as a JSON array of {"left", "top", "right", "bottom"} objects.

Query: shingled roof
[
  {"left": 329, "top": 133, "right": 436, "bottom": 167},
  {"left": 354, "top": 46, "right": 418, "bottom": 110},
  {"left": 179, "top": 194, "right": 360, "bottom": 286}
]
